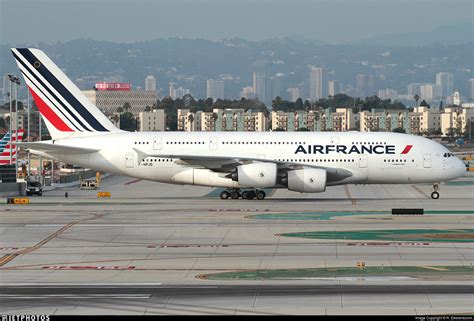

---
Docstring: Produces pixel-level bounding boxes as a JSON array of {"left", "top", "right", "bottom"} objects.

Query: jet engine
[
  {"left": 285, "top": 168, "right": 327, "bottom": 193},
  {"left": 232, "top": 162, "right": 277, "bottom": 188}
]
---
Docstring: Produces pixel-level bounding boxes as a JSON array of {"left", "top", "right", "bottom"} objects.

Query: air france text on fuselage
[{"left": 295, "top": 144, "right": 396, "bottom": 155}]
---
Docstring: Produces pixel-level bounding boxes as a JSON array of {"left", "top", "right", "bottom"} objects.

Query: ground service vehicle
[{"left": 26, "top": 181, "right": 42, "bottom": 196}]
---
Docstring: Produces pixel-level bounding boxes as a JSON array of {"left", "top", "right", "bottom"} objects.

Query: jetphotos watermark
[{"left": 2, "top": 316, "right": 50, "bottom": 321}]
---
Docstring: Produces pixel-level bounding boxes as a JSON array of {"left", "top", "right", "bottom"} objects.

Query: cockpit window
[{"left": 443, "top": 153, "right": 455, "bottom": 158}]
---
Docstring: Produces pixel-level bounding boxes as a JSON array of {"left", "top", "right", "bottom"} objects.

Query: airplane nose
[{"left": 455, "top": 158, "right": 467, "bottom": 178}]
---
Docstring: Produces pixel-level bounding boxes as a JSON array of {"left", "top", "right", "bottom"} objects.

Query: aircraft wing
[
  {"left": 133, "top": 148, "right": 353, "bottom": 182},
  {"left": 18, "top": 142, "right": 100, "bottom": 154}
]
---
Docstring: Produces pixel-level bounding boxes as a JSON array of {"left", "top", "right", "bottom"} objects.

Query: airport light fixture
[
  {"left": 8, "top": 79, "right": 12, "bottom": 167},
  {"left": 7, "top": 74, "right": 21, "bottom": 176},
  {"left": 14, "top": 78, "right": 20, "bottom": 177},
  {"left": 27, "top": 89, "right": 31, "bottom": 181}
]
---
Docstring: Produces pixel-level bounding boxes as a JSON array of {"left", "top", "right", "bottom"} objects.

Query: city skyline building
[
  {"left": 328, "top": 80, "right": 342, "bottom": 97},
  {"left": 172, "top": 87, "right": 190, "bottom": 100},
  {"left": 83, "top": 89, "right": 157, "bottom": 114},
  {"left": 378, "top": 88, "right": 398, "bottom": 100},
  {"left": 420, "top": 83, "right": 442, "bottom": 101},
  {"left": 145, "top": 75, "right": 157, "bottom": 92},
  {"left": 367, "top": 75, "right": 377, "bottom": 96},
  {"left": 139, "top": 109, "right": 165, "bottom": 131},
  {"left": 356, "top": 74, "right": 367, "bottom": 98},
  {"left": 206, "top": 79, "right": 225, "bottom": 101},
  {"left": 408, "top": 83, "right": 422, "bottom": 97},
  {"left": 287, "top": 88, "right": 301, "bottom": 102},
  {"left": 240, "top": 86, "right": 256, "bottom": 100},
  {"left": 309, "top": 67, "right": 327, "bottom": 102},
  {"left": 169, "top": 82, "right": 176, "bottom": 98},
  {"left": 253, "top": 71, "right": 267, "bottom": 104},
  {"left": 468, "top": 79, "right": 474, "bottom": 101},
  {"left": 436, "top": 72, "right": 454, "bottom": 99},
  {"left": 270, "top": 75, "right": 283, "bottom": 103}
]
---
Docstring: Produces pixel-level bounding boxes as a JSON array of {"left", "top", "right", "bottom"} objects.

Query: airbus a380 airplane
[{"left": 11, "top": 48, "right": 466, "bottom": 200}]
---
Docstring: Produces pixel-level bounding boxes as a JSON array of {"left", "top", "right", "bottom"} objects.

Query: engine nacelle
[
  {"left": 233, "top": 162, "right": 277, "bottom": 188},
  {"left": 286, "top": 168, "right": 327, "bottom": 193}
]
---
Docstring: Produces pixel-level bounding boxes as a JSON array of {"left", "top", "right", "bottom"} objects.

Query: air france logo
[
  {"left": 295, "top": 144, "right": 413, "bottom": 155},
  {"left": 400, "top": 145, "right": 413, "bottom": 154}
]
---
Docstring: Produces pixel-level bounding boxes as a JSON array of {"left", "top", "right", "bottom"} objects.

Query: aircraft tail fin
[
  {"left": 11, "top": 48, "right": 121, "bottom": 140},
  {"left": 0, "top": 129, "right": 24, "bottom": 165}
]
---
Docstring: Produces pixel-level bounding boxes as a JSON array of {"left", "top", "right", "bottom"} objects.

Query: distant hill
[
  {"left": 352, "top": 23, "right": 474, "bottom": 46},
  {"left": 0, "top": 37, "right": 473, "bottom": 100}
]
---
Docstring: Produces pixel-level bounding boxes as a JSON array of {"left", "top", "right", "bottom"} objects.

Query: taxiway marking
[{"left": 0, "top": 214, "right": 103, "bottom": 267}]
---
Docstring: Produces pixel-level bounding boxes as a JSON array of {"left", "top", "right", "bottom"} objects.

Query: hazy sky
[{"left": 1, "top": 0, "right": 473, "bottom": 44}]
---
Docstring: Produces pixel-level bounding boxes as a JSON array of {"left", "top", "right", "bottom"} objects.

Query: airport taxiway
[{"left": 0, "top": 175, "right": 473, "bottom": 315}]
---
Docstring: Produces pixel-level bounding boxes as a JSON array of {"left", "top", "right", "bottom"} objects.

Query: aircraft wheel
[
  {"left": 231, "top": 191, "right": 240, "bottom": 199},
  {"left": 256, "top": 190, "right": 266, "bottom": 200},
  {"left": 246, "top": 191, "right": 256, "bottom": 200},
  {"left": 220, "top": 191, "right": 230, "bottom": 200},
  {"left": 431, "top": 191, "right": 439, "bottom": 199},
  {"left": 242, "top": 191, "right": 249, "bottom": 199}
]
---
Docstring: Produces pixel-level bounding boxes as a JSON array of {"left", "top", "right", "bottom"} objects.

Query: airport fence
[{"left": 59, "top": 170, "right": 97, "bottom": 184}]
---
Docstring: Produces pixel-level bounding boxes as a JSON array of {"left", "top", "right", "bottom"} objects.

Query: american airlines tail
[
  {"left": 0, "top": 130, "right": 24, "bottom": 165},
  {"left": 11, "top": 48, "right": 121, "bottom": 140}
]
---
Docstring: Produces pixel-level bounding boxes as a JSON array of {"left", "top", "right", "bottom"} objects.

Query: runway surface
[
  {"left": 1, "top": 284, "right": 472, "bottom": 315},
  {"left": 0, "top": 174, "right": 473, "bottom": 315}
]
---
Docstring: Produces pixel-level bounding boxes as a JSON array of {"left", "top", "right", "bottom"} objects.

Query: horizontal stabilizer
[{"left": 18, "top": 142, "right": 99, "bottom": 154}]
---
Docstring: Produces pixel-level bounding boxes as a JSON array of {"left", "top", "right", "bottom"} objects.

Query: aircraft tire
[
  {"left": 256, "top": 190, "right": 266, "bottom": 200},
  {"left": 231, "top": 191, "right": 240, "bottom": 199},
  {"left": 220, "top": 191, "right": 230, "bottom": 200}
]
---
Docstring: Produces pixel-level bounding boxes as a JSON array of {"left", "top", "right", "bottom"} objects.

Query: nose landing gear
[{"left": 431, "top": 183, "right": 440, "bottom": 199}]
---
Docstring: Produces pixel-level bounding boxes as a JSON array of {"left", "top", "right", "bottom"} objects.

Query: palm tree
[
  {"left": 112, "top": 114, "right": 120, "bottom": 127},
  {"left": 187, "top": 114, "right": 194, "bottom": 130},
  {"left": 123, "top": 102, "right": 131, "bottom": 113},
  {"left": 413, "top": 94, "right": 420, "bottom": 107},
  {"left": 446, "top": 127, "right": 455, "bottom": 142}
]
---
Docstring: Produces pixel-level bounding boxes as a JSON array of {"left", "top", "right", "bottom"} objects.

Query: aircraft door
[
  {"left": 423, "top": 153, "right": 431, "bottom": 168},
  {"left": 153, "top": 136, "right": 162, "bottom": 150},
  {"left": 210, "top": 136, "right": 218, "bottom": 150},
  {"left": 359, "top": 155, "right": 368, "bottom": 168},
  {"left": 125, "top": 153, "right": 134, "bottom": 168}
]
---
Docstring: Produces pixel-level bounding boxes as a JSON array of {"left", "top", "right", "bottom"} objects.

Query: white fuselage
[{"left": 31, "top": 131, "right": 466, "bottom": 189}]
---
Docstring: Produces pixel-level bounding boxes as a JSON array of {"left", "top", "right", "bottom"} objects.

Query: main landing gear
[
  {"left": 219, "top": 189, "right": 266, "bottom": 200},
  {"left": 431, "top": 183, "right": 440, "bottom": 199}
]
